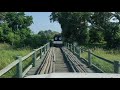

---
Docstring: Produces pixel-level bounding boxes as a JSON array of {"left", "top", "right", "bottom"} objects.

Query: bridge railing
[
  {"left": 0, "top": 42, "right": 50, "bottom": 78},
  {"left": 64, "top": 43, "right": 120, "bottom": 73}
]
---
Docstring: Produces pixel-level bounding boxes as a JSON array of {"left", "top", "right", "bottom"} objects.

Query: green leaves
[
  {"left": 5, "top": 12, "right": 33, "bottom": 31},
  {"left": 0, "top": 12, "right": 33, "bottom": 48},
  {"left": 50, "top": 12, "right": 90, "bottom": 44},
  {"left": 50, "top": 12, "right": 120, "bottom": 49}
]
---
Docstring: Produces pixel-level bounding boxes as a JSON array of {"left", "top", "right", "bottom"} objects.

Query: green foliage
[
  {"left": 50, "top": 12, "right": 120, "bottom": 49},
  {"left": 24, "top": 34, "right": 43, "bottom": 48},
  {"left": 0, "top": 12, "right": 33, "bottom": 48},
  {"left": 0, "top": 43, "right": 31, "bottom": 77},
  {"left": 0, "top": 27, "right": 3, "bottom": 41},
  {"left": 0, "top": 12, "right": 7, "bottom": 22},
  {"left": 50, "top": 12, "right": 92, "bottom": 44},
  {"left": 89, "top": 27, "right": 104, "bottom": 43},
  {"left": 24, "top": 30, "right": 59, "bottom": 48},
  {"left": 5, "top": 12, "right": 33, "bottom": 31},
  {"left": 38, "top": 29, "right": 59, "bottom": 40}
]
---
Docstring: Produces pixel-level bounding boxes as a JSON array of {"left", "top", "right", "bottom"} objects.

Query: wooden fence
[
  {"left": 65, "top": 43, "right": 120, "bottom": 73},
  {"left": 0, "top": 42, "right": 50, "bottom": 78}
]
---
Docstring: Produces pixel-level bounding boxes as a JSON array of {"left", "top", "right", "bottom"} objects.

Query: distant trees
[
  {"left": 38, "top": 29, "right": 59, "bottom": 41},
  {"left": 0, "top": 12, "right": 60, "bottom": 49},
  {"left": 50, "top": 12, "right": 91, "bottom": 44},
  {"left": 0, "top": 12, "right": 33, "bottom": 47},
  {"left": 50, "top": 12, "right": 120, "bottom": 49},
  {"left": 24, "top": 30, "right": 59, "bottom": 48}
]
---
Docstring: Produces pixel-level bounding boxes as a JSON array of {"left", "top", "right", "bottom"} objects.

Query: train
[{"left": 53, "top": 34, "right": 63, "bottom": 47}]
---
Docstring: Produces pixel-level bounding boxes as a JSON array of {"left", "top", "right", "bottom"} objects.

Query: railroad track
[
  {"left": 36, "top": 47, "right": 55, "bottom": 74},
  {"left": 36, "top": 47, "right": 94, "bottom": 74},
  {"left": 62, "top": 47, "right": 88, "bottom": 72}
]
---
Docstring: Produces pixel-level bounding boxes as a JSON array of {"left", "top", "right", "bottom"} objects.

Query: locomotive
[{"left": 53, "top": 34, "right": 63, "bottom": 47}]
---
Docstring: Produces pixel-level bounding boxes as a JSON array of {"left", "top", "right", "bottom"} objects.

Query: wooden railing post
[
  {"left": 67, "top": 43, "right": 68, "bottom": 49},
  {"left": 32, "top": 49, "right": 36, "bottom": 67},
  {"left": 43, "top": 46, "right": 45, "bottom": 54},
  {"left": 40, "top": 48, "right": 42, "bottom": 59},
  {"left": 46, "top": 44, "right": 48, "bottom": 52},
  {"left": 45, "top": 45, "right": 46, "bottom": 54},
  {"left": 16, "top": 56, "right": 22, "bottom": 78},
  {"left": 49, "top": 42, "right": 50, "bottom": 49},
  {"left": 73, "top": 45, "right": 75, "bottom": 54},
  {"left": 68, "top": 43, "right": 69, "bottom": 49},
  {"left": 47, "top": 43, "right": 48, "bottom": 50},
  {"left": 71, "top": 44, "right": 72, "bottom": 52},
  {"left": 114, "top": 61, "right": 120, "bottom": 73},
  {"left": 79, "top": 47, "right": 81, "bottom": 58},
  {"left": 44, "top": 46, "right": 46, "bottom": 54},
  {"left": 47, "top": 43, "right": 50, "bottom": 50},
  {"left": 47, "top": 43, "right": 48, "bottom": 51},
  {"left": 88, "top": 50, "right": 92, "bottom": 67}
]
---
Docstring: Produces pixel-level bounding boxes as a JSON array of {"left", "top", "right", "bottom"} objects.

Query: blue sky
[{"left": 25, "top": 12, "right": 62, "bottom": 34}]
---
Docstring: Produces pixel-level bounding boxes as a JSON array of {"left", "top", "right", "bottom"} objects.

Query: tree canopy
[{"left": 50, "top": 12, "right": 120, "bottom": 49}]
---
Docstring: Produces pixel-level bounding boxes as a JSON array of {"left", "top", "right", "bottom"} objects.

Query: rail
[
  {"left": 0, "top": 42, "right": 50, "bottom": 78},
  {"left": 65, "top": 43, "right": 120, "bottom": 73}
]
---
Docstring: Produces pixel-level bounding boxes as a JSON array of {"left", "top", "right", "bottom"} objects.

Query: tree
[
  {"left": 1, "top": 12, "right": 33, "bottom": 47},
  {"left": 50, "top": 12, "right": 91, "bottom": 45},
  {"left": 50, "top": 12, "right": 120, "bottom": 49},
  {"left": 38, "top": 30, "right": 59, "bottom": 41},
  {"left": 89, "top": 12, "right": 120, "bottom": 48},
  {"left": 0, "top": 12, "right": 7, "bottom": 24}
]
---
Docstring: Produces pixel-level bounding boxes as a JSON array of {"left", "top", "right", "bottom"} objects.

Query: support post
[
  {"left": 114, "top": 61, "right": 120, "bottom": 73},
  {"left": 33, "top": 49, "right": 36, "bottom": 67},
  {"left": 68, "top": 43, "right": 69, "bottom": 49},
  {"left": 16, "top": 56, "right": 22, "bottom": 78},
  {"left": 67, "top": 43, "right": 68, "bottom": 49},
  {"left": 79, "top": 47, "right": 81, "bottom": 58},
  {"left": 40, "top": 48, "right": 42, "bottom": 59},
  {"left": 73, "top": 45, "right": 75, "bottom": 54},
  {"left": 43, "top": 46, "right": 45, "bottom": 54},
  {"left": 88, "top": 50, "right": 92, "bottom": 67},
  {"left": 71, "top": 44, "right": 72, "bottom": 52}
]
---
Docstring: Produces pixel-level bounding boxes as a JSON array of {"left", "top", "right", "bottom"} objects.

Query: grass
[
  {"left": 81, "top": 48, "right": 120, "bottom": 73},
  {"left": 0, "top": 43, "right": 32, "bottom": 78}
]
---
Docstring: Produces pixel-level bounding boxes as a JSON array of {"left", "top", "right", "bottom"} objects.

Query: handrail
[
  {"left": 0, "top": 60, "right": 19, "bottom": 76},
  {"left": 0, "top": 42, "right": 50, "bottom": 78},
  {"left": 21, "top": 51, "right": 35, "bottom": 62},
  {"left": 65, "top": 42, "right": 120, "bottom": 73},
  {"left": 90, "top": 52, "right": 114, "bottom": 64}
]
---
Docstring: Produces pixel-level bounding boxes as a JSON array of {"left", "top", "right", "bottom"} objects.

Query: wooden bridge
[{"left": 0, "top": 42, "right": 120, "bottom": 78}]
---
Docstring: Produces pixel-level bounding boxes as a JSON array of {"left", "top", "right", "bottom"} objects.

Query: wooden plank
[
  {"left": 92, "top": 64, "right": 104, "bottom": 73},
  {"left": 114, "top": 61, "right": 120, "bottom": 73},
  {"left": 88, "top": 50, "right": 92, "bottom": 67},
  {"left": 53, "top": 47, "right": 55, "bottom": 72},
  {"left": 79, "top": 47, "right": 81, "bottom": 58},
  {"left": 0, "top": 60, "right": 19, "bottom": 76},
  {"left": 20, "top": 44, "right": 48, "bottom": 62},
  {"left": 36, "top": 56, "right": 40, "bottom": 61},
  {"left": 91, "top": 52, "right": 114, "bottom": 64},
  {"left": 21, "top": 51, "right": 34, "bottom": 62},
  {"left": 35, "top": 42, "right": 49, "bottom": 52},
  {"left": 22, "top": 65, "right": 32, "bottom": 77},
  {"left": 16, "top": 56, "right": 22, "bottom": 78},
  {"left": 36, "top": 46, "right": 43, "bottom": 51},
  {"left": 64, "top": 52, "right": 76, "bottom": 72},
  {"left": 32, "top": 49, "right": 36, "bottom": 67}
]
